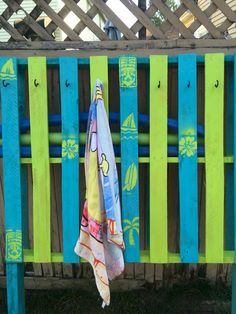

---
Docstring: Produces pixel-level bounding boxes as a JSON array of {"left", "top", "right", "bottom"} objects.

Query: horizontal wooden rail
[
  {"left": 19, "top": 156, "right": 234, "bottom": 164},
  {"left": 15, "top": 54, "right": 236, "bottom": 65},
  {"left": 22, "top": 249, "right": 236, "bottom": 264}
]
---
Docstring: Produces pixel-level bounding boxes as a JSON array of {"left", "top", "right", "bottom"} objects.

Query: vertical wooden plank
[
  {"left": 225, "top": 62, "right": 234, "bottom": 251},
  {"left": 60, "top": 57, "right": 79, "bottom": 263},
  {"left": 18, "top": 65, "right": 29, "bottom": 249},
  {"left": 119, "top": 56, "right": 140, "bottom": 262},
  {"left": 90, "top": 56, "right": 108, "bottom": 112},
  {"left": 149, "top": 55, "right": 168, "bottom": 263},
  {"left": 232, "top": 264, "right": 236, "bottom": 313},
  {"left": 1, "top": 57, "right": 23, "bottom": 262},
  {"left": 28, "top": 57, "right": 51, "bottom": 263},
  {"left": 178, "top": 54, "right": 198, "bottom": 263},
  {"left": 0, "top": 57, "right": 25, "bottom": 313},
  {"left": 234, "top": 55, "right": 236, "bottom": 261},
  {"left": 6, "top": 263, "right": 25, "bottom": 314},
  {"left": 205, "top": 53, "right": 224, "bottom": 263},
  {"left": 233, "top": 57, "right": 236, "bottom": 313}
]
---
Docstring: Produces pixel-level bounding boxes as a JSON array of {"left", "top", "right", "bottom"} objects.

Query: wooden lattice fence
[{"left": 0, "top": 0, "right": 236, "bottom": 50}]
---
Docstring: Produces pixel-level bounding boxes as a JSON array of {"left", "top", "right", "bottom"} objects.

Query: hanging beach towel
[{"left": 74, "top": 79, "right": 125, "bottom": 307}]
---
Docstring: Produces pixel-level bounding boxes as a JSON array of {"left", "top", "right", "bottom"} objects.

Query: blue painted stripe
[
  {"left": 60, "top": 57, "right": 80, "bottom": 263},
  {"left": 0, "top": 57, "right": 23, "bottom": 263},
  {"left": 178, "top": 55, "right": 198, "bottom": 263},
  {"left": 119, "top": 56, "right": 140, "bottom": 262}
]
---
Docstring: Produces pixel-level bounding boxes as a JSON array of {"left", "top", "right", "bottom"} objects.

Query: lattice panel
[{"left": 0, "top": 0, "right": 236, "bottom": 42}]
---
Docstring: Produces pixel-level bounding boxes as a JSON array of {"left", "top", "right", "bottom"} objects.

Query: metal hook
[
  {"left": 2, "top": 80, "right": 9, "bottom": 88},
  {"left": 187, "top": 81, "right": 190, "bottom": 88},
  {"left": 157, "top": 81, "right": 161, "bottom": 88},
  {"left": 65, "top": 80, "right": 70, "bottom": 88},
  {"left": 215, "top": 80, "right": 219, "bottom": 88},
  {"left": 34, "top": 79, "right": 39, "bottom": 87}
]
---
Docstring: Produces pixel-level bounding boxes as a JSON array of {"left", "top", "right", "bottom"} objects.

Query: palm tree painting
[{"left": 123, "top": 216, "right": 139, "bottom": 246}]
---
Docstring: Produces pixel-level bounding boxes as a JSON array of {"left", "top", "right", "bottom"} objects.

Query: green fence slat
[
  {"left": 90, "top": 56, "right": 108, "bottom": 112},
  {"left": 205, "top": 53, "right": 224, "bottom": 263},
  {"left": 149, "top": 55, "right": 168, "bottom": 263},
  {"left": 28, "top": 57, "right": 51, "bottom": 263}
]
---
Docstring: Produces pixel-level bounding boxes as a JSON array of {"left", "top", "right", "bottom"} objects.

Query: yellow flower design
[
  {"left": 62, "top": 139, "right": 78, "bottom": 159},
  {"left": 179, "top": 135, "right": 197, "bottom": 157},
  {"left": 123, "top": 217, "right": 139, "bottom": 246}
]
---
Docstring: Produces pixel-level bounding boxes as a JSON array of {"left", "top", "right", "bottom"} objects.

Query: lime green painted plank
[
  {"left": 23, "top": 249, "right": 235, "bottom": 264},
  {"left": 90, "top": 56, "right": 108, "bottom": 111},
  {"left": 150, "top": 55, "right": 168, "bottom": 262},
  {"left": 205, "top": 54, "right": 224, "bottom": 263},
  {"left": 28, "top": 57, "right": 51, "bottom": 263}
]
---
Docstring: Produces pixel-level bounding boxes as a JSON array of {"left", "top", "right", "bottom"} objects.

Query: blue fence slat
[
  {"left": 6, "top": 263, "right": 25, "bottom": 314},
  {"left": 60, "top": 57, "right": 80, "bottom": 263},
  {"left": 1, "top": 57, "right": 23, "bottom": 262},
  {"left": 119, "top": 56, "right": 140, "bottom": 262},
  {"left": 0, "top": 57, "right": 25, "bottom": 313},
  {"left": 178, "top": 54, "right": 198, "bottom": 263}
]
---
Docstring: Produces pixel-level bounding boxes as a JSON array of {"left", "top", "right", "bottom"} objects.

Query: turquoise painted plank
[
  {"left": 178, "top": 55, "right": 198, "bottom": 263},
  {"left": 6, "top": 263, "right": 25, "bottom": 314},
  {"left": 60, "top": 57, "right": 80, "bottom": 263},
  {"left": 225, "top": 63, "right": 234, "bottom": 251},
  {"left": 119, "top": 56, "right": 140, "bottom": 262},
  {"left": 18, "top": 65, "right": 29, "bottom": 249},
  {"left": 0, "top": 57, "right": 23, "bottom": 262},
  {"left": 0, "top": 57, "right": 25, "bottom": 314}
]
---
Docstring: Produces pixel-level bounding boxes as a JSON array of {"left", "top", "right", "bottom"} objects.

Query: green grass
[{"left": 0, "top": 280, "right": 231, "bottom": 314}]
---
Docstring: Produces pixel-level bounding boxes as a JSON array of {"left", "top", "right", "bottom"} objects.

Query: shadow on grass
[{"left": 0, "top": 280, "right": 231, "bottom": 314}]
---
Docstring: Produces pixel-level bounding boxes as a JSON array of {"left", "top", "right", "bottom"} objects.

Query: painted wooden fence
[{"left": 0, "top": 54, "right": 235, "bottom": 312}]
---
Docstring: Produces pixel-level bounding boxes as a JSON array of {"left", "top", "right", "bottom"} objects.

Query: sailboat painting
[
  {"left": 121, "top": 113, "right": 138, "bottom": 140},
  {"left": 0, "top": 59, "right": 16, "bottom": 80}
]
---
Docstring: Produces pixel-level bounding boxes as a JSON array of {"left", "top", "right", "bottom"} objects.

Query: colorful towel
[{"left": 74, "top": 80, "right": 124, "bottom": 307}]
